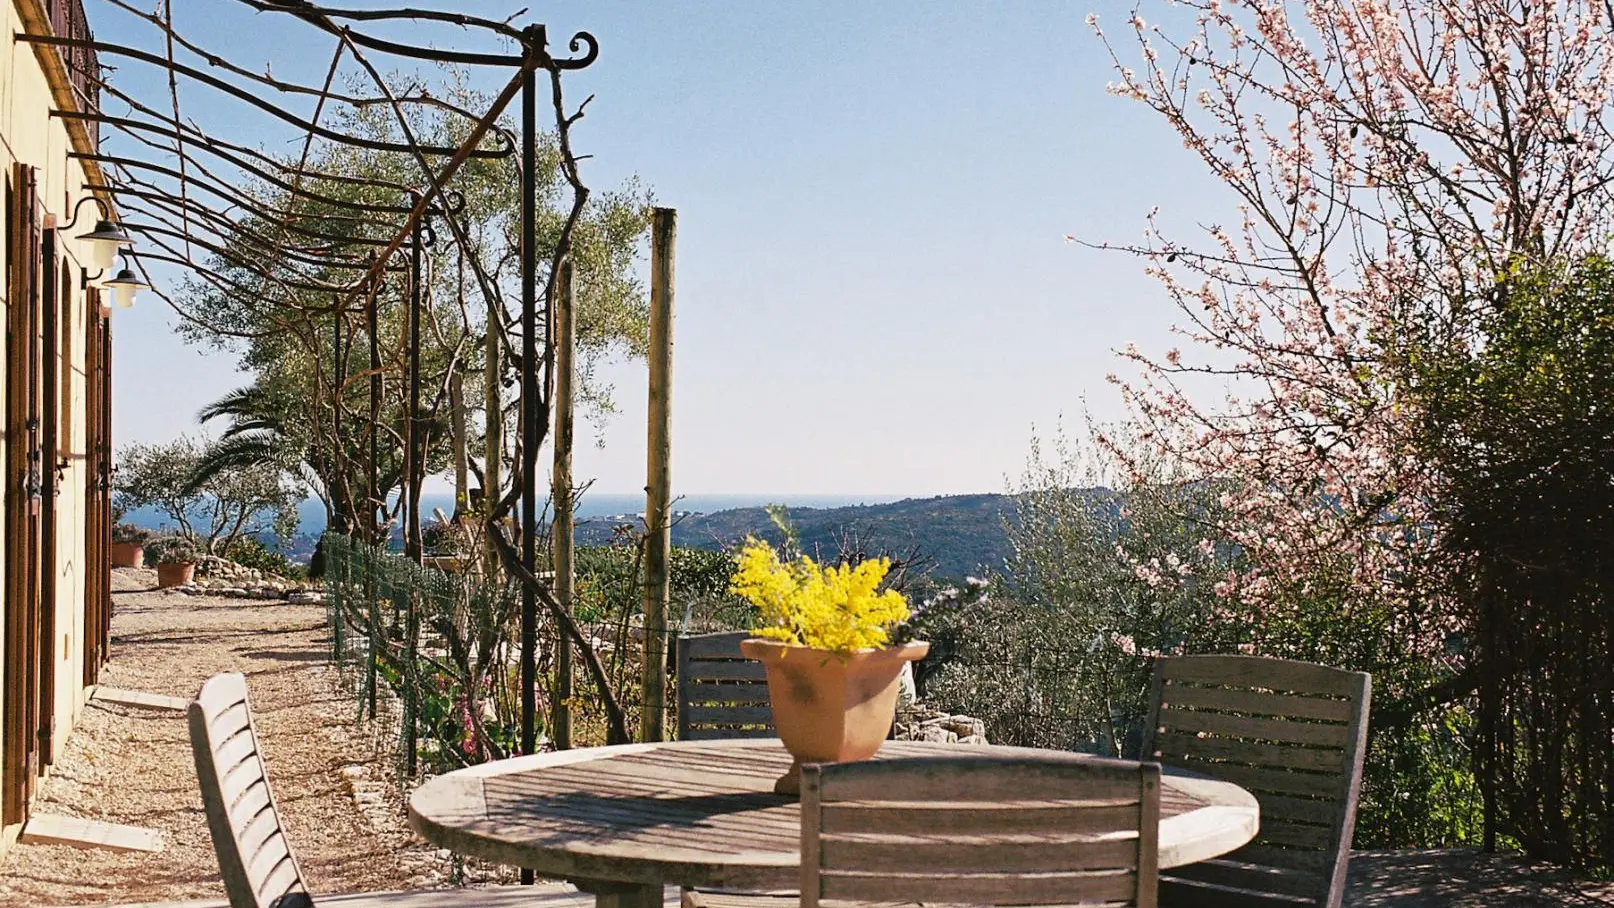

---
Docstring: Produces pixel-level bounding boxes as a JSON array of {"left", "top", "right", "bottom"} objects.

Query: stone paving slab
[
  {"left": 90, "top": 686, "right": 188, "bottom": 712},
  {"left": 20, "top": 814, "right": 163, "bottom": 854}
]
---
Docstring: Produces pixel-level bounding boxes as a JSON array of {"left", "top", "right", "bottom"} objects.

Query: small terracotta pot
[
  {"left": 110, "top": 542, "right": 144, "bottom": 568},
  {"left": 740, "top": 637, "right": 930, "bottom": 794},
  {"left": 156, "top": 562, "right": 196, "bottom": 589},
  {"left": 423, "top": 554, "right": 465, "bottom": 574}
]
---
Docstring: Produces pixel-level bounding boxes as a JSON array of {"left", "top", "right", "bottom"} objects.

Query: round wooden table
[{"left": 409, "top": 739, "right": 1258, "bottom": 908}]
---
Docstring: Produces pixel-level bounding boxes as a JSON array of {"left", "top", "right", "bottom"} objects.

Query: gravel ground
[
  {"left": 0, "top": 567, "right": 533, "bottom": 907},
  {"left": 1346, "top": 850, "right": 1614, "bottom": 907}
]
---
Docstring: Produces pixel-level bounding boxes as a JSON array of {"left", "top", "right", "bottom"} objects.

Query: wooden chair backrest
[
  {"left": 1140, "top": 654, "right": 1371, "bottom": 908},
  {"left": 675, "top": 631, "right": 772, "bottom": 740},
  {"left": 800, "top": 756, "right": 1162, "bottom": 908},
  {"left": 188, "top": 672, "right": 313, "bottom": 908}
]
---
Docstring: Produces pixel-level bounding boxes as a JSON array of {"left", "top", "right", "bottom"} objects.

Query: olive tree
[
  {"left": 114, "top": 436, "right": 304, "bottom": 554},
  {"left": 913, "top": 424, "right": 1240, "bottom": 756}
]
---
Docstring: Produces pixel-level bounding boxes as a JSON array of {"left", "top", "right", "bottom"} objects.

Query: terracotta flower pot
[
  {"left": 110, "top": 542, "right": 144, "bottom": 568},
  {"left": 156, "top": 561, "right": 196, "bottom": 589},
  {"left": 740, "top": 637, "right": 930, "bottom": 794},
  {"left": 423, "top": 554, "right": 465, "bottom": 574}
]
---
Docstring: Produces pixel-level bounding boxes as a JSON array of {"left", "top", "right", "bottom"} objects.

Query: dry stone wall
[{"left": 170, "top": 555, "right": 325, "bottom": 603}]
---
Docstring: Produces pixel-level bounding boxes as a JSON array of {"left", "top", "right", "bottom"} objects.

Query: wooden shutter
[
  {"left": 83, "top": 288, "right": 108, "bottom": 687},
  {"left": 3, "top": 162, "right": 45, "bottom": 823}
]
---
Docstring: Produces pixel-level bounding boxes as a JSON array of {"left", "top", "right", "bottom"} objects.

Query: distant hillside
[
  {"left": 577, "top": 493, "right": 1018, "bottom": 580},
  {"left": 147, "top": 492, "right": 1023, "bottom": 575}
]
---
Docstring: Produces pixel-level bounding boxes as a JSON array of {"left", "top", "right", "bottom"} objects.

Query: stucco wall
[{"left": 0, "top": 0, "right": 109, "bottom": 851}]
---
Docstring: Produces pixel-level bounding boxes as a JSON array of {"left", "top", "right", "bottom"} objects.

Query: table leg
[{"left": 573, "top": 878, "right": 665, "bottom": 908}]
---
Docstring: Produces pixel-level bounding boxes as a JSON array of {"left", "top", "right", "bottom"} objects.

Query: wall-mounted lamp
[
  {"left": 63, "top": 194, "right": 146, "bottom": 312},
  {"left": 62, "top": 195, "right": 135, "bottom": 271},
  {"left": 100, "top": 256, "right": 150, "bottom": 309},
  {"left": 78, "top": 219, "right": 134, "bottom": 271}
]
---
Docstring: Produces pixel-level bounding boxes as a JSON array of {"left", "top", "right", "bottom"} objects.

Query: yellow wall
[{"left": 0, "top": 0, "right": 108, "bottom": 851}]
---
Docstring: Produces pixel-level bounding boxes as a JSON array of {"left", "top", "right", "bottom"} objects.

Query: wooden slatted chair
[
  {"left": 188, "top": 672, "right": 582, "bottom": 908},
  {"left": 1140, "top": 654, "right": 1371, "bottom": 908},
  {"left": 676, "top": 631, "right": 773, "bottom": 740},
  {"left": 686, "top": 755, "right": 1162, "bottom": 908}
]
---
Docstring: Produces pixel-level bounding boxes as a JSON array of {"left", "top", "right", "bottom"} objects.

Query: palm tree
[
  {"left": 190, "top": 386, "right": 290, "bottom": 488},
  {"left": 193, "top": 382, "right": 412, "bottom": 545}
]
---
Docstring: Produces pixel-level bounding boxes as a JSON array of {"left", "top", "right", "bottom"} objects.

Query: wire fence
[
  {"left": 319, "top": 530, "right": 1233, "bottom": 764},
  {"left": 321, "top": 528, "right": 1172, "bottom": 775},
  {"left": 320, "top": 532, "right": 753, "bottom": 781},
  {"left": 316, "top": 532, "right": 1483, "bottom": 851}
]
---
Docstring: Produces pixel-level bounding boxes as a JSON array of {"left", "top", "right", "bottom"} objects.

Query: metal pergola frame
[{"left": 17, "top": 0, "right": 630, "bottom": 776}]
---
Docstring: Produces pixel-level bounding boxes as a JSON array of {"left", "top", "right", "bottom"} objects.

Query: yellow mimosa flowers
[{"left": 730, "top": 538, "right": 910, "bottom": 652}]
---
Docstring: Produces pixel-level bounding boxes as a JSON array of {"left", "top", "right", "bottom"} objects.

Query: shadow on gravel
[
  {"left": 1346, "top": 849, "right": 1614, "bottom": 907},
  {"left": 241, "top": 649, "right": 329, "bottom": 663}
]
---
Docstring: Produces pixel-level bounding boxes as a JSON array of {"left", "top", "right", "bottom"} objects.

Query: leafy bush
[
  {"left": 149, "top": 536, "right": 200, "bottom": 564},
  {"left": 917, "top": 428, "right": 1238, "bottom": 755},
  {"left": 920, "top": 425, "right": 1481, "bottom": 849},
  {"left": 916, "top": 448, "right": 1239, "bottom": 754},
  {"left": 220, "top": 535, "right": 304, "bottom": 579},
  {"left": 111, "top": 523, "right": 151, "bottom": 545},
  {"left": 1403, "top": 257, "right": 1614, "bottom": 864},
  {"left": 572, "top": 543, "right": 748, "bottom": 630},
  {"left": 421, "top": 519, "right": 466, "bottom": 556}
]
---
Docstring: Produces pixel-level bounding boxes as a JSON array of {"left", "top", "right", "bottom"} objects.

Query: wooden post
[
  {"left": 365, "top": 282, "right": 380, "bottom": 720},
  {"left": 483, "top": 276, "right": 501, "bottom": 549},
  {"left": 331, "top": 300, "right": 347, "bottom": 535},
  {"left": 518, "top": 44, "right": 540, "bottom": 771},
  {"left": 552, "top": 259, "right": 575, "bottom": 750},
  {"left": 642, "top": 208, "right": 676, "bottom": 743},
  {"left": 451, "top": 373, "right": 468, "bottom": 515},
  {"left": 405, "top": 215, "right": 424, "bottom": 564}
]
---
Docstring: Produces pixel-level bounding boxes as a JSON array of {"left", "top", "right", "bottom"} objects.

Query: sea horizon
[
  {"left": 306, "top": 491, "right": 910, "bottom": 536},
  {"left": 124, "top": 491, "right": 937, "bottom": 538}
]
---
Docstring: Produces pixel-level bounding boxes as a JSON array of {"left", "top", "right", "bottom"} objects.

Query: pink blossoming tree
[{"left": 1089, "top": 0, "right": 1614, "bottom": 850}]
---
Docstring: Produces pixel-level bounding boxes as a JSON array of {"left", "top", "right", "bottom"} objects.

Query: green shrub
[
  {"left": 931, "top": 425, "right": 1484, "bottom": 850},
  {"left": 421, "top": 519, "right": 466, "bottom": 556},
  {"left": 112, "top": 523, "right": 151, "bottom": 545},
  {"left": 222, "top": 535, "right": 304, "bottom": 579},
  {"left": 572, "top": 544, "right": 748, "bottom": 631},
  {"left": 149, "top": 536, "right": 200, "bottom": 564}
]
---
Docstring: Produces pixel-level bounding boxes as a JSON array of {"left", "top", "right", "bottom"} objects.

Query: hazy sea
[
  {"left": 291, "top": 492, "right": 894, "bottom": 536},
  {"left": 123, "top": 492, "right": 898, "bottom": 538}
]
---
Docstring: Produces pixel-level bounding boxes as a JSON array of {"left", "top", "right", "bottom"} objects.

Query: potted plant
[
  {"left": 111, "top": 523, "right": 150, "bottom": 568},
  {"left": 421, "top": 518, "right": 467, "bottom": 573},
  {"left": 154, "top": 537, "right": 200, "bottom": 589},
  {"left": 732, "top": 538, "right": 928, "bottom": 794}
]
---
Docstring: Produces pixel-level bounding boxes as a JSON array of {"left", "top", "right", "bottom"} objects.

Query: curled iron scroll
[{"left": 550, "top": 31, "right": 599, "bottom": 70}]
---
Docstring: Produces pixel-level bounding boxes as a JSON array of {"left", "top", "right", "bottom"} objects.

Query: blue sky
[{"left": 96, "top": 1, "right": 1224, "bottom": 498}]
